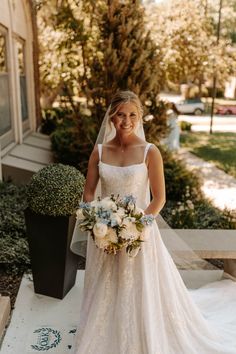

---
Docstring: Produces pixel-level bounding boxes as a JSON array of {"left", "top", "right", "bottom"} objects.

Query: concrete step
[
  {"left": 1, "top": 132, "right": 54, "bottom": 185},
  {"left": 23, "top": 135, "right": 52, "bottom": 151},
  {"left": 5, "top": 144, "right": 53, "bottom": 165},
  {"left": 1, "top": 156, "right": 47, "bottom": 185},
  {"left": 179, "top": 269, "right": 224, "bottom": 289},
  {"left": 0, "top": 295, "right": 11, "bottom": 344}
]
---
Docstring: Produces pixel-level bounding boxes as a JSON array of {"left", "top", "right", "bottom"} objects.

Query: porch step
[
  {"left": 1, "top": 132, "right": 54, "bottom": 185},
  {"left": 179, "top": 269, "right": 224, "bottom": 289},
  {"left": 0, "top": 296, "right": 11, "bottom": 344}
]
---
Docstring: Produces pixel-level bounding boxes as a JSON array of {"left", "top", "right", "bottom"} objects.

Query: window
[
  {"left": 16, "top": 39, "right": 28, "bottom": 122},
  {"left": 0, "top": 29, "right": 12, "bottom": 136}
]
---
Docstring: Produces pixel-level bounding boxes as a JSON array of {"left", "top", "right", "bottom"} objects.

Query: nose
[{"left": 122, "top": 115, "right": 131, "bottom": 124}]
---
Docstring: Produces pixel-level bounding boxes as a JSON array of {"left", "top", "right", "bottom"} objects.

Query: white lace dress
[{"left": 72, "top": 143, "right": 236, "bottom": 354}]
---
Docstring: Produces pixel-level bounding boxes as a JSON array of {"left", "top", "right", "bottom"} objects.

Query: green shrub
[
  {"left": 180, "top": 121, "right": 192, "bottom": 131},
  {"left": 160, "top": 146, "right": 202, "bottom": 202},
  {"left": 40, "top": 107, "right": 74, "bottom": 135},
  {"left": 26, "top": 163, "right": 85, "bottom": 216},
  {"left": 50, "top": 126, "right": 93, "bottom": 176},
  {"left": 0, "top": 181, "right": 30, "bottom": 274}
]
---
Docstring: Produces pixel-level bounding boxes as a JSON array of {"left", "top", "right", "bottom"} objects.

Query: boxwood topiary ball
[{"left": 26, "top": 163, "right": 85, "bottom": 216}]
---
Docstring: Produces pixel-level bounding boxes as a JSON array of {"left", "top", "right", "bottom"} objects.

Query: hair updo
[{"left": 108, "top": 90, "right": 144, "bottom": 121}]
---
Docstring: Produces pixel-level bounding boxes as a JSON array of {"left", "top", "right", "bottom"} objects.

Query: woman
[{"left": 71, "top": 90, "right": 236, "bottom": 353}]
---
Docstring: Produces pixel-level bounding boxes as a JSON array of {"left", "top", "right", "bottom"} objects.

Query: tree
[{"left": 145, "top": 0, "right": 236, "bottom": 95}]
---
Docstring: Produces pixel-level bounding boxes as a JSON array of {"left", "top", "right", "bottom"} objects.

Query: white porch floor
[{"left": 0, "top": 271, "right": 85, "bottom": 354}]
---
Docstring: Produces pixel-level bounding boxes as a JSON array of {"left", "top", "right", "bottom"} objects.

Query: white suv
[{"left": 175, "top": 98, "right": 205, "bottom": 115}]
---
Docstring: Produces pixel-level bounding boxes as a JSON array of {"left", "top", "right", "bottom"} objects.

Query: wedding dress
[{"left": 72, "top": 143, "right": 236, "bottom": 354}]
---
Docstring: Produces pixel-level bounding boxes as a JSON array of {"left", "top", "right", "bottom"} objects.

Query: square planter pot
[{"left": 24, "top": 207, "right": 80, "bottom": 299}]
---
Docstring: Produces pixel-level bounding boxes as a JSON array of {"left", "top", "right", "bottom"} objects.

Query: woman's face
[{"left": 111, "top": 102, "right": 140, "bottom": 136}]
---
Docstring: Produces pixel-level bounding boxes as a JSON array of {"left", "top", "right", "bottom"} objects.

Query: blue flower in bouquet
[
  {"left": 98, "top": 218, "right": 109, "bottom": 225},
  {"left": 97, "top": 208, "right": 112, "bottom": 220},
  {"left": 123, "top": 195, "right": 137, "bottom": 211},
  {"left": 123, "top": 195, "right": 136, "bottom": 204},
  {"left": 140, "top": 214, "right": 155, "bottom": 226},
  {"left": 79, "top": 201, "right": 91, "bottom": 210}
]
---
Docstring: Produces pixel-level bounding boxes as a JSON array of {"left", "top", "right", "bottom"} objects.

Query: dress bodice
[{"left": 98, "top": 144, "right": 152, "bottom": 209}]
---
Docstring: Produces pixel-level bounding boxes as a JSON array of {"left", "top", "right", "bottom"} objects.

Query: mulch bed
[{"left": 0, "top": 268, "right": 24, "bottom": 310}]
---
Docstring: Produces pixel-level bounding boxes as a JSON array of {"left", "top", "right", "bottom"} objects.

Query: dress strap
[
  {"left": 97, "top": 144, "right": 102, "bottom": 161},
  {"left": 143, "top": 143, "right": 152, "bottom": 162}
]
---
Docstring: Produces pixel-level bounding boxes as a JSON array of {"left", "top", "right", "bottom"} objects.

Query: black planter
[{"left": 24, "top": 207, "right": 80, "bottom": 299}]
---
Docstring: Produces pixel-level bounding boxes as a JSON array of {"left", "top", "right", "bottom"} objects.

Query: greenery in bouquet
[{"left": 76, "top": 194, "right": 154, "bottom": 257}]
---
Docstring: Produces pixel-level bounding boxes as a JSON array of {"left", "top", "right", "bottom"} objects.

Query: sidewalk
[{"left": 177, "top": 148, "right": 236, "bottom": 212}]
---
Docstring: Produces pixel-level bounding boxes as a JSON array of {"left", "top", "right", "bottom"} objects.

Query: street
[{"left": 178, "top": 114, "right": 236, "bottom": 132}]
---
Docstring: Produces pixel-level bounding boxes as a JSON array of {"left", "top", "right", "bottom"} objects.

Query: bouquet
[{"left": 76, "top": 194, "right": 154, "bottom": 257}]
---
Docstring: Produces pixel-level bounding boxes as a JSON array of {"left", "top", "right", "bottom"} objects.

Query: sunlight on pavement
[{"left": 178, "top": 148, "right": 236, "bottom": 211}]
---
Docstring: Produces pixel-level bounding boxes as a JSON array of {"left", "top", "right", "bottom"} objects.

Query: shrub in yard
[
  {"left": 180, "top": 121, "right": 192, "bottom": 131},
  {"left": 40, "top": 107, "right": 74, "bottom": 135},
  {"left": 0, "top": 182, "right": 30, "bottom": 274}
]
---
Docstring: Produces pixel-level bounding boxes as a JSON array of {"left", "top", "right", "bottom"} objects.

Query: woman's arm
[
  {"left": 144, "top": 145, "right": 166, "bottom": 216},
  {"left": 83, "top": 145, "right": 100, "bottom": 202}
]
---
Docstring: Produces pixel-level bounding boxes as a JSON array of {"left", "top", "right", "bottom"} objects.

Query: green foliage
[
  {"left": 41, "top": 107, "right": 74, "bottom": 135},
  {"left": 160, "top": 147, "right": 202, "bottom": 202},
  {"left": 145, "top": 0, "right": 236, "bottom": 90},
  {"left": 26, "top": 163, "right": 85, "bottom": 216},
  {"left": 0, "top": 181, "right": 30, "bottom": 275},
  {"left": 38, "top": 0, "right": 168, "bottom": 140},
  {"left": 180, "top": 121, "right": 192, "bottom": 131}
]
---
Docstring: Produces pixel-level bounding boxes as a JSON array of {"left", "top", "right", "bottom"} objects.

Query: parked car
[
  {"left": 175, "top": 98, "right": 205, "bottom": 115},
  {"left": 216, "top": 105, "right": 236, "bottom": 115}
]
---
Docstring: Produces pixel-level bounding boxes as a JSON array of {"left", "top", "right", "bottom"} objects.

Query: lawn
[{"left": 180, "top": 132, "right": 236, "bottom": 179}]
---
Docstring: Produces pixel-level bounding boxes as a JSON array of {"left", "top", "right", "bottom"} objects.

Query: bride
[{"left": 71, "top": 90, "right": 236, "bottom": 353}]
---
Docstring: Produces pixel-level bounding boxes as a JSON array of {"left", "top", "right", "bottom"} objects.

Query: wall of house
[{"left": 0, "top": 0, "right": 37, "bottom": 153}]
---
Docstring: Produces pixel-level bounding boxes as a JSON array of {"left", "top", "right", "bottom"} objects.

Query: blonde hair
[{"left": 108, "top": 90, "right": 144, "bottom": 121}]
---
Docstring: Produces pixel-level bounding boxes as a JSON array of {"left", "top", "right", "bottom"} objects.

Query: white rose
[
  {"left": 95, "top": 235, "right": 110, "bottom": 249},
  {"left": 93, "top": 222, "right": 108, "bottom": 239},
  {"left": 90, "top": 200, "right": 100, "bottom": 212},
  {"left": 116, "top": 207, "right": 125, "bottom": 218},
  {"left": 100, "top": 199, "right": 117, "bottom": 211},
  {"left": 120, "top": 219, "right": 139, "bottom": 240},
  {"left": 76, "top": 209, "right": 85, "bottom": 221},
  {"left": 106, "top": 228, "right": 118, "bottom": 243},
  {"left": 110, "top": 213, "right": 122, "bottom": 226}
]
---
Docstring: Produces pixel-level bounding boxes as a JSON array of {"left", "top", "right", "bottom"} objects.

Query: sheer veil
[{"left": 70, "top": 102, "right": 224, "bottom": 283}]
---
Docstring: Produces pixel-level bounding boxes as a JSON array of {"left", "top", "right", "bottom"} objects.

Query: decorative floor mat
[{"left": 26, "top": 325, "right": 77, "bottom": 352}]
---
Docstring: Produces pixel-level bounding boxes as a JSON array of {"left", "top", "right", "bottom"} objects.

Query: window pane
[
  {"left": 20, "top": 75, "right": 28, "bottom": 121},
  {"left": 0, "top": 73, "right": 11, "bottom": 135},
  {"left": 0, "top": 33, "right": 7, "bottom": 72},
  {"left": 16, "top": 40, "right": 24, "bottom": 74},
  {"left": 16, "top": 40, "right": 28, "bottom": 121}
]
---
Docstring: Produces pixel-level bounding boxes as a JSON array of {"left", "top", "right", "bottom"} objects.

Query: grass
[{"left": 180, "top": 132, "right": 236, "bottom": 179}]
